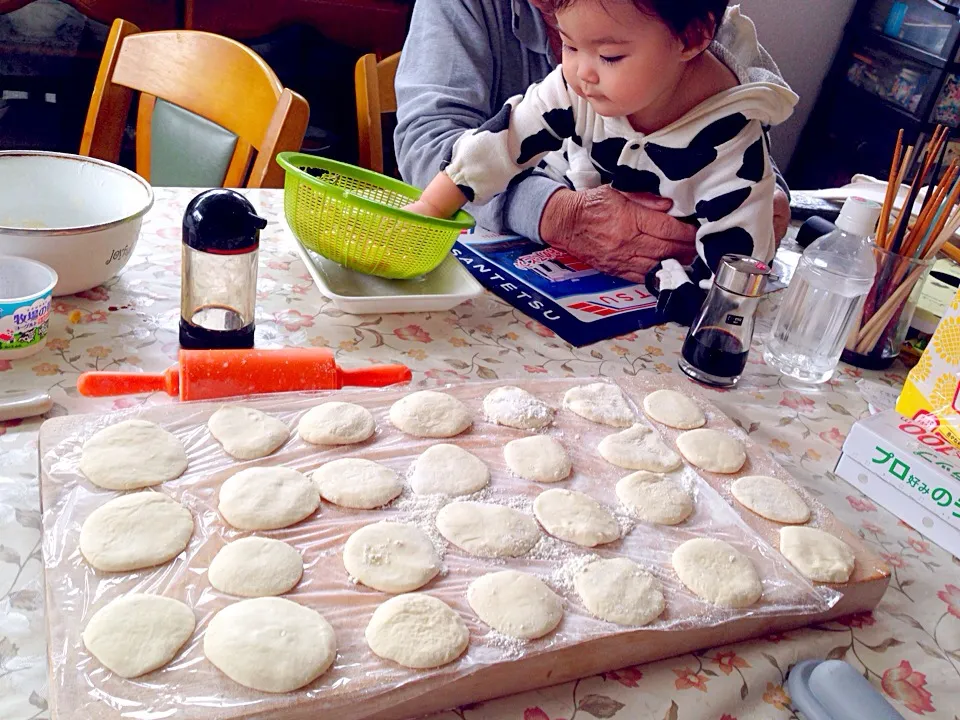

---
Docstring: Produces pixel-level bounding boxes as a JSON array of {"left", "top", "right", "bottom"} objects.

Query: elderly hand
[
  {"left": 539, "top": 187, "right": 698, "bottom": 282},
  {"left": 773, "top": 187, "right": 791, "bottom": 244}
]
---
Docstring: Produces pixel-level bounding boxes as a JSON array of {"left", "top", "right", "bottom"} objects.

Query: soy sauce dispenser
[
  {"left": 179, "top": 189, "right": 267, "bottom": 350},
  {"left": 679, "top": 254, "right": 770, "bottom": 388}
]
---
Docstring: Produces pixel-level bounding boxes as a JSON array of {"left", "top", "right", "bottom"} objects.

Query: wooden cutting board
[{"left": 39, "top": 376, "right": 889, "bottom": 720}]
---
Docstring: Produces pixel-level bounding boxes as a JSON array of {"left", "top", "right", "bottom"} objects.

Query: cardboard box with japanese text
[
  {"left": 834, "top": 454, "right": 960, "bottom": 558},
  {"left": 840, "top": 410, "right": 960, "bottom": 529}
]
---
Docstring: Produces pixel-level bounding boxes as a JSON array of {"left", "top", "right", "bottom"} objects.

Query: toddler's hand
[{"left": 403, "top": 199, "right": 448, "bottom": 218}]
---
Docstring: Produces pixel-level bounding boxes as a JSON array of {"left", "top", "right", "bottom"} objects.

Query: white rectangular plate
[{"left": 293, "top": 238, "right": 483, "bottom": 315}]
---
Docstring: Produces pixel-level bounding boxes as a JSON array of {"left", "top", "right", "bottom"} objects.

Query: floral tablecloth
[{"left": 2, "top": 188, "right": 959, "bottom": 720}]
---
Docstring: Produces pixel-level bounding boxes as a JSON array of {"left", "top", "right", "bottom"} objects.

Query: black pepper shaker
[
  {"left": 679, "top": 254, "right": 770, "bottom": 388},
  {"left": 179, "top": 189, "right": 268, "bottom": 350}
]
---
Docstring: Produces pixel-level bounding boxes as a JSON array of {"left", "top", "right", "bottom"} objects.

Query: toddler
[{"left": 407, "top": 0, "right": 798, "bottom": 324}]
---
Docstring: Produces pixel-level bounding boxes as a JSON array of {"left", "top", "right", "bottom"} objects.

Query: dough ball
[
  {"left": 365, "top": 593, "right": 468, "bottom": 669},
  {"left": 208, "top": 537, "right": 303, "bottom": 597},
  {"left": 409, "top": 444, "right": 489, "bottom": 496},
  {"left": 575, "top": 558, "right": 665, "bottom": 626},
  {"left": 504, "top": 435, "right": 571, "bottom": 483},
  {"left": 80, "top": 419, "right": 187, "bottom": 490},
  {"left": 298, "top": 402, "right": 375, "bottom": 445},
  {"left": 533, "top": 488, "right": 619, "bottom": 547},
  {"left": 598, "top": 424, "right": 682, "bottom": 472},
  {"left": 672, "top": 538, "right": 762, "bottom": 608},
  {"left": 436, "top": 501, "right": 540, "bottom": 558},
  {"left": 389, "top": 391, "right": 472, "bottom": 438},
  {"left": 218, "top": 467, "right": 319, "bottom": 531},
  {"left": 468, "top": 570, "right": 562, "bottom": 640},
  {"left": 676, "top": 428, "right": 746, "bottom": 474},
  {"left": 208, "top": 406, "right": 289, "bottom": 460},
  {"left": 82, "top": 594, "right": 194, "bottom": 678},
  {"left": 642, "top": 389, "right": 706, "bottom": 430},
  {"left": 313, "top": 458, "right": 402, "bottom": 509},
  {"left": 563, "top": 382, "right": 635, "bottom": 427},
  {"left": 204, "top": 597, "right": 336, "bottom": 692},
  {"left": 731, "top": 476, "right": 811, "bottom": 524},
  {"left": 482, "top": 386, "right": 554, "bottom": 429},
  {"left": 343, "top": 521, "right": 440, "bottom": 593},
  {"left": 779, "top": 527, "right": 855, "bottom": 583},
  {"left": 80, "top": 492, "right": 193, "bottom": 572},
  {"left": 616, "top": 471, "right": 693, "bottom": 526}
]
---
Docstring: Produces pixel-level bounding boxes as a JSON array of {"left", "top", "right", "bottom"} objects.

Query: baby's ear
[{"left": 678, "top": 14, "right": 716, "bottom": 60}]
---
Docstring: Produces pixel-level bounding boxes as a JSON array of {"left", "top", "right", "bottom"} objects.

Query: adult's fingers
[
  {"left": 631, "top": 203, "right": 698, "bottom": 244},
  {"left": 773, "top": 188, "right": 791, "bottom": 243},
  {"left": 619, "top": 191, "right": 674, "bottom": 212}
]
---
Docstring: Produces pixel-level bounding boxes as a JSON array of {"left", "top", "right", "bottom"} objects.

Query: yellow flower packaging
[{"left": 897, "top": 287, "right": 960, "bottom": 449}]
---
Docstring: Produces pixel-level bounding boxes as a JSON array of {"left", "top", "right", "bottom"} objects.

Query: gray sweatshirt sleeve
[{"left": 394, "top": 0, "right": 562, "bottom": 240}]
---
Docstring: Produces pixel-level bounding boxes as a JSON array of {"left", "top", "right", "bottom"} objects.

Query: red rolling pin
[{"left": 77, "top": 348, "right": 411, "bottom": 401}]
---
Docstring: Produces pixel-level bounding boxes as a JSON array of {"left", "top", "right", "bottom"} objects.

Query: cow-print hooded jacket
[{"left": 442, "top": 8, "right": 798, "bottom": 325}]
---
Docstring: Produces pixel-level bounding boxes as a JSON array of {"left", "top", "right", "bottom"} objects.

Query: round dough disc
[
  {"left": 409, "top": 444, "right": 489, "bottom": 496},
  {"left": 575, "top": 558, "right": 665, "bottom": 626},
  {"left": 298, "top": 402, "right": 375, "bottom": 445},
  {"left": 533, "top": 488, "right": 619, "bottom": 547},
  {"left": 436, "top": 501, "right": 540, "bottom": 557},
  {"left": 562, "top": 382, "right": 635, "bottom": 427},
  {"left": 218, "top": 467, "right": 319, "bottom": 530},
  {"left": 204, "top": 597, "right": 336, "bottom": 692},
  {"left": 208, "top": 406, "right": 289, "bottom": 460},
  {"left": 343, "top": 521, "right": 440, "bottom": 593},
  {"left": 504, "top": 435, "right": 571, "bottom": 483},
  {"left": 80, "top": 492, "right": 193, "bottom": 572},
  {"left": 616, "top": 471, "right": 693, "bottom": 526},
  {"left": 779, "top": 526, "right": 855, "bottom": 583},
  {"left": 598, "top": 424, "right": 682, "bottom": 472},
  {"left": 731, "top": 476, "right": 811, "bottom": 524},
  {"left": 313, "top": 458, "right": 402, "bottom": 509},
  {"left": 672, "top": 538, "right": 762, "bottom": 608},
  {"left": 80, "top": 419, "right": 187, "bottom": 490},
  {"left": 642, "top": 389, "right": 706, "bottom": 430},
  {"left": 208, "top": 537, "right": 303, "bottom": 597},
  {"left": 389, "top": 391, "right": 472, "bottom": 438},
  {"left": 365, "top": 593, "right": 468, "bottom": 669},
  {"left": 482, "top": 386, "right": 554, "bottom": 429},
  {"left": 676, "top": 428, "right": 746, "bottom": 474},
  {"left": 82, "top": 594, "right": 194, "bottom": 678},
  {"left": 468, "top": 570, "right": 562, "bottom": 640}
]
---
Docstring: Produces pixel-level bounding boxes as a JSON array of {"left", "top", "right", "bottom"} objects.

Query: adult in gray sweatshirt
[{"left": 394, "top": 0, "right": 791, "bottom": 282}]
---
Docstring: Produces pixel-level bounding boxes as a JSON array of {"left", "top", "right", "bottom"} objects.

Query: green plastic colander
[{"left": 276, "top": 153, "right": 475, "bottom": 280}]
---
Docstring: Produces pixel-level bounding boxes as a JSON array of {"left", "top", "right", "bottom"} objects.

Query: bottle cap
[
  {"left": 835, "top": 196, "right": 881, "bottom": 237},
  {"left": 715, "top": 254, "right": 770, "bottom": 297},
  {"left": 183, "top": 189, "right": 268, "bottom": 254}
]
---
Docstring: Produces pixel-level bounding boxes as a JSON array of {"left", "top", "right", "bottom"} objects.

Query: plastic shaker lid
[{"left": 836, "top": 196, "right": 881, "bottom": 237}]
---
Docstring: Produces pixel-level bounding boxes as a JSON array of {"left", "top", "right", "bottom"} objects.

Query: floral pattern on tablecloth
[{"left": 2, "top": 188, "right": 960, "bottom": 720}]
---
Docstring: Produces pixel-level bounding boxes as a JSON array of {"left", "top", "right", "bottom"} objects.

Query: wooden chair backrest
[
  {"left": 81, "top": 18, "right": 309, "bottom": 188},
  {"left": 355, "top": 51, "right": 401, "bottom": 174}
]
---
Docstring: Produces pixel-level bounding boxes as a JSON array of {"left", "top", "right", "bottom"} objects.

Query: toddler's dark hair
[{"left": 548, "top": 0, "right": 729, "bottom": 39}]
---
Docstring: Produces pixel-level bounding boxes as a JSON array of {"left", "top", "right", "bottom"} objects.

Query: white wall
[{"left": 738, "top": 0, "right": 858, "bottom": 171}]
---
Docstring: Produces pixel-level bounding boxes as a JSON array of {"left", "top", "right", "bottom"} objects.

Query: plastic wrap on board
[{"left": 41, "top": 379, "right": 842, "bottom": 720}]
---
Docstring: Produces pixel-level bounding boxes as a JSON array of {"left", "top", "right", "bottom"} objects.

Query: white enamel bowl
[{"left": 0, "top": 151, "right": 154, "bottom": 296}]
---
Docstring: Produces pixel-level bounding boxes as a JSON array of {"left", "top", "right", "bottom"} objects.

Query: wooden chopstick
[
  {"left": 889, "top": 147, "right": 931, "bottom": 254},
  {"left": 940, "top": 241, "right": 960, "bottom": 264},
  {"left": 903, "top": 160, "right": 959, "bottom": 258},
  {"left": 877, "top": 129, "right": 904, "bottom": 248},
  {"left": 882, "top": 145, "right": 916, "bottom": 250}
]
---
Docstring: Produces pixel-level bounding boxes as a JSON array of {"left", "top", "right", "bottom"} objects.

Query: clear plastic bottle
[{"left": 764, "top": 197, "right": 881, "bottom": 384}]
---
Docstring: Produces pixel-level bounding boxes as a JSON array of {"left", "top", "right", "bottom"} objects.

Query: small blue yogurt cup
[{"left": 0, "top": 256, "right": 58, "bottom": 360}]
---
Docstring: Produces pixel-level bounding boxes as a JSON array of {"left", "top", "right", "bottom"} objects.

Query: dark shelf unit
[{"left": 790, "top": 0, "right": 960, "bottom": 189}]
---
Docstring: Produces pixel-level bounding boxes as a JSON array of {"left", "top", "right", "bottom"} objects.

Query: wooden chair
[
  {"left": 355, "top": 51, "right": 400, "bottom": 174},
  {"left": 81, "top": 18, "right": 310, "bottom": 188}
]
